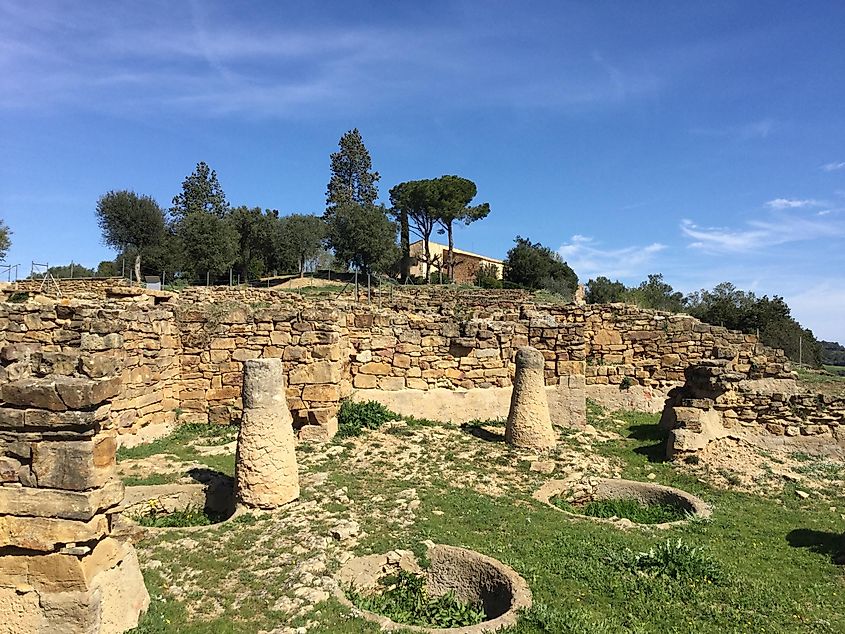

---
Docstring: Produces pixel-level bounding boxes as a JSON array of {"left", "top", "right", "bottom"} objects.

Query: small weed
[
  {"left": 347, "top": 570, "right": 485, "bottom": 628},
  {"left": 684, "top": 454, "right": 701, "bottom": 465},
  {"left": 619, "top": 376, "right": 635, "bottom": 391}
]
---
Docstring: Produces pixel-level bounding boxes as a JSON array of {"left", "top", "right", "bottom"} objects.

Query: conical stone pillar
[
  {"left": 505, "top": 346, "right": 557, "bottom": 450},
  {"left": 236, "top": 359, "right": 300, "bottom": 509}
]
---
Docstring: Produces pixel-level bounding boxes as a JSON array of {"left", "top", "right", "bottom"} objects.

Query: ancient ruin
[
  {"left": 0, "top": 280, "right": 842, "bottom": 631},
  {"left": 505, "top": 346, "right": 557, "bottom": 450},
  {"left": 0, "top": 328, "right": 149, "bottom": 632},
  {"left": 235, "top": 358, "right": 300, "bottom": 509}
]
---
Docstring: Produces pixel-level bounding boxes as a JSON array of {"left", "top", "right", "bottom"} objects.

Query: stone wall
[
  {"left": 662, "top": 359, "right": 845, "bottom": 458},
  {"left": 0, "top": 287, "right": 791, "bottom": 437},
  {"left": 9, "top": 277, "right": 129, "bottom": 296},
  {"left": 0, "top": 303, "right": 149, "bottom": 631}
]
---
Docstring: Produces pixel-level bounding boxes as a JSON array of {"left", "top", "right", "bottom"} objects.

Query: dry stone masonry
[
  {"left": 235, "top": 359, "right": 300, "bottom": 509},
  {"left": 505, "top": 347, "right": 556, "bottom": 450},
  {"left": 0, "top": 305, "right": 149, "bottom": 633},
  {"left": 662, "top": 358, "right": 845, "bottom": 459}
]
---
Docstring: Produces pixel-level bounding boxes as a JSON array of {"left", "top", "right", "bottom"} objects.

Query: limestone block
[
  {"left": 301, "top": 384, "right": 341, "bottom": 402},
  {"left": 1, "top": 379, "right": 65, "bottom": 411},
  {"left": 0, "top": 409, "right": 24, "bottom": 430},
  {"left": 359, "top": 362, "right": 392, "bottom": 376},
  {"left": 353, "top": 374, "right": 377, "bottom": 389},
  {"left": 0, "top": 480, "right": 124, "bottom": 520},
  {"left": 288, "top": 360, "right": 342, "bottom": 385},
  {"left": 0, "top": 514, "right": 110, "bottom": 551},
  {"left": 31, "top": 436, "right": 116, "bottom": 491},
  {"left": 505, "top": 347, "right": 556, "bottom": 450},
  {"left": 54, "top": 377, "right": 121, "bottom": 410}
]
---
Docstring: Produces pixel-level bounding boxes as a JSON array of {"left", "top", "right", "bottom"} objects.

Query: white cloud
[
  {"left": 557, "top": 236, "right": 666, "bottom": 280},
  {"left": 765, "top": 198, "right": 820, "bottom": 209},
  {"left": 680, "top": 213, "right": 844, "bottom": 253},
  {"left": 822, "top": 161, "right": 845, "bottom": 172}
]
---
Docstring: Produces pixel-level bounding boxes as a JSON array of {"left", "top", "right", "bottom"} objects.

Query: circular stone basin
[
  {"left": 534, "top": 478, "right": 711, "bottom": 529},
  {"left": 120, "top": 478, "right": 236, "bottom": 531},
  {"left": 334, "top": 543, "right": 532, "bottom": 633}
]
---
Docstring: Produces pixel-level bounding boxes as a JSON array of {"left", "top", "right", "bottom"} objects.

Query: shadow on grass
[
  {"left": 460, "top": 422, "right": 505, "bottom": 443},
  {"left": 188, "top": 467, "right": 233, "bottom": 485},
  {"left": 627, "top": 424, "right": 669, "bottom": 464},
  {"left": 787, "top": 529, "right": 845, "bottom": 565}
]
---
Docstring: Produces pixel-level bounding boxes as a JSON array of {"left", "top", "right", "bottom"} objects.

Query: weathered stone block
[
  {"left": 54, "top": 376, "right": 121, "bottom": 410},
  {"left": 1, "top": 379, "right": 65, "bottom": 411},
  {"left": 0, "top": 514, "right": 110, "bottom": 552},
  {"left": 288, "top": 361, "right": 342, "bottom": 384},
  {"left": 31, "top": 435, "right": 116, "bottom": 491},
  {"left": 0, "top": 480, "right": 124, "bottom": 520},
  {"left": 301, "top": 384, "right": 341, "bottom": 402},
  {"left": 353, "top": 374, "right": 377, "bottom": 389},
  {"left": 359, "top": 362, "right": 391, "bottom": 376}
]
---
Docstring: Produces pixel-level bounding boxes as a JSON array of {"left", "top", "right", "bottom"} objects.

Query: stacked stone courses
[
  {"left": 0, "top": 300, "right": 149, "bottom": 631},
  {"left": 0, "top": 285, "right": 800, "bottom": 442}
]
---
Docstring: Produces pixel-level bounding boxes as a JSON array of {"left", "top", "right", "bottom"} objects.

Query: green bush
[
  {"left": 608, "top": 538, "right": 726, "bottom": 584},
  {"left": 348, "top": 569, "right": 485, "bottom": 628},
  {"left": 618, "top": 376, "right": 635, "bottom": 391},
  {"left": 336, "top": 400, "right": 400, "bottom": 437}
]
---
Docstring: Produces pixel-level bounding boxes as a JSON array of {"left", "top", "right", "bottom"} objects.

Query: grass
[
  {"left": 128, "top": 403, "right": 845, "bottom": 633},
  {"left": 551, "top": 496, "right": 689, "bottom": 524}
]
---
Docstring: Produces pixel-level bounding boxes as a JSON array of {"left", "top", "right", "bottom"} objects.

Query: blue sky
[{"left": 1, "top": 1, "right": 844, "bottom": 341}]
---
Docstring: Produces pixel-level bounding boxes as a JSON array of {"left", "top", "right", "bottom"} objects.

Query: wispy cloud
[
  {"left": 822, "top": 161, "right": 845, "bottom": 172},
  {"left": 690, "top": 118, "right": 775, "bottom": 141},
  {"left": 765, "top": 198, "right": 821, "bottom": 209},
  {"left": 557, "top": 235, "right": 666, "bottom": 280},
  {"left": 680, "top": 213, "right": 844, "bottom": 253}
]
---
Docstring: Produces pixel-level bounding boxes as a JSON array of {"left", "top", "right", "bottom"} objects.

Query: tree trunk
[
  {"left": 133, "top": 254, "right": 141, "bottom": 285},
  {"left": 400, "top": 210, "right": 410, "bottom": 279},
  {"left": 299, "top": 255, "right": 304, "bottom": 278},
  {"left": 424, "top": 238, "right": 431, "bottom": 282},
  {"left": 446, "top": 222, "right": 454, "bottom": 281}
]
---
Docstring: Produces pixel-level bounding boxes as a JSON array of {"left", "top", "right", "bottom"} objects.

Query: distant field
[{"left": 823, "top": 364, "right": 845, "bottom": 377}]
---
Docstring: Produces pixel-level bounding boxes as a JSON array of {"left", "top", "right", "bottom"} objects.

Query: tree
[
  {"left": 626, "top": 274, "right": 685, "bottom": 312},
  {"left": 326, "top": 203, "right": 398, "bottom": 275},
  {"left": 389, "top": 179, "right": 440, "bottom": 278},
  {"left": 95, "top": 190, "right": 167, "bottom": 283},
  {"left": 431, "top": 175, "right": 490, "bottom": 280},
  {"left": 96, "top": 261, "right": 117, "bottom": 277},
  {"left": 178, "top": 212, "right": 238, "bottom": 281},
  {"left": 585, "top": 276, "right": 627, "bottom": 304},
  {"left": 228, "top": 206, "right": 278, "bottom": 282},
  {"left": 503, "top": 236, "right": 578, "bottom": 298},
  {"left": 0, "top": 220, "right": 11, "bottom": 261},
  {"left": 475, "top": 262, "right": 502, "bottom": 289},
  {"left": 278, "top": 214, "right": 326, "bottom": 276},
  {"left": 170, "top": 161, "right": 229, "bottom": 221},
  {"left": 325, "top": 129, "right": 380, "bottom": 218}
]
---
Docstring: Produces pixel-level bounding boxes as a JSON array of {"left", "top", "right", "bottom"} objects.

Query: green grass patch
[
  {"left": 347, "top": 569, "right": 485, "bottom": 628},
  {"left": 552, "top": 496, "right": 689, "bottom": 524}
]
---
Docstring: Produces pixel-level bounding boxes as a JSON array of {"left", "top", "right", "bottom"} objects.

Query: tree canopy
[
  {"left": 325, "top": 129, "right": 380, "bottom": 217},
  {"left": 278, "top": 214, "right": 326, "bottom": 276},
  {"left": 431, "top": 175, "right": 490, "bottom": 280},
  {"left": 178, "top": 212, "right": 238, "bottom": 280},
  {"left": 170, "top": 161, "right": 229, "bottom": 220},
  {"left": 326, "top": 203, "right": 397, "bottom": 275},
  {"left": 503, "top": 236, "right": 578, "bottom": 298},
  {"left": 0, "top": 220, "right": 11, "bottom": 261},
  {"left": 95, "top": 190, "right": 167, "bottom": 282},
  {"left": 389, "top": 179, "right": 440, "bottom": 277},
  {"left": 585, "top": 276, "right": 627, "bottom": 304}
]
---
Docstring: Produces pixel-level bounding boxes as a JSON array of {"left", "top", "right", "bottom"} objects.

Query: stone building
[{"left": 408, "top": 240, "right": 504, "bottom": 283}]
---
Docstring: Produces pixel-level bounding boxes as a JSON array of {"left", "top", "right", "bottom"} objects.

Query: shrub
[
  {"left": 608, "top": 538, "right": 726, "bottom": 584},
  {"left": 336, "top": 400, "right": 400, "bottom": 437},
  {"left": 618, "top": 376, "right": 635, "bottom": 391},
  {"left": 348, "top": 569, "right": 485, "bottom": 628}
]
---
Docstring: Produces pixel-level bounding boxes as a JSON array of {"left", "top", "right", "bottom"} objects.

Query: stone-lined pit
[
  {"left": 119, "top": 479, "right": 236, "bottom": 531},
  {"left": 334, "top": 543, "right": 532, "bottom": 633},
  {"left": 534, "top": 478, "right": 711, "bottom": 529}
]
